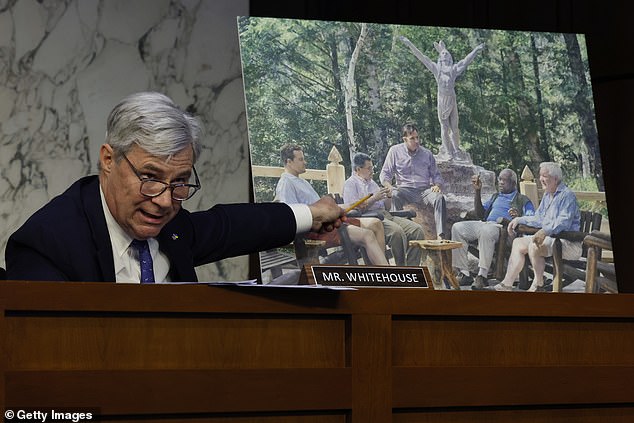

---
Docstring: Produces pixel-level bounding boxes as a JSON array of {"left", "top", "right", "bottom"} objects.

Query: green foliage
[{"left": 239, "top": 17, "right": 605, "bottom": 202}]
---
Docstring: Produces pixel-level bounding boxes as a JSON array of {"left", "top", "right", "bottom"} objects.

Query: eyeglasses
[{"left": 121, "top": 154, "right": 201, "bottom": 201}]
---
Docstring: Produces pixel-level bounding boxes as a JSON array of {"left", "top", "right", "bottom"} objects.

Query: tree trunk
[
  {"left": 502, "top": 36, "right": 548, "bottom": 172},
  {"left": 344, "top": 23, "right": 368, "bottom": 162},
  {"left": 530, "top": 33, "right": 550, "bottom": 161},
  {"left": 366, "top": 61, "right": 387, "bottom": 162},
  {"left": 500, "top": 48, "right": 521, "bottom": 171},
  {"left": 563, "top": 33, "right": 604, "bottom": 190},
  {"left": 326, "top": 30, "right": 348, "bottom": 159}
]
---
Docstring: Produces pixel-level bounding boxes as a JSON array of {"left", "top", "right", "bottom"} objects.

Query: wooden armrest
[
  {"left": 553, "top": 230, "right": 586, "bottom": 243},
  {"left": 515, "top": 224, "right": 540, "bottom": 235},
  {"left": 583, "top": 233, "right": 613, "bottom": 250},
  {"left": 588, "top": 230, "right": 612, "bottom": 243},
  {"left": 390, "top": 210, "right": 416, "bottom": 219}
]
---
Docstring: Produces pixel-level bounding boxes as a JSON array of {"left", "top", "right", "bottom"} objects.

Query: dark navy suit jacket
[{"left": 5, "top": 176, "right": 297, "bottom": 282}]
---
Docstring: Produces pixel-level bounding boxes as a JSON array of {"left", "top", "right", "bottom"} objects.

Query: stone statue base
[
  {"left": 399, "top": 159, "right": 497, "bottom": 240},
  {"left": 436, "top": 146, "right": 473, "bottom": 165}
]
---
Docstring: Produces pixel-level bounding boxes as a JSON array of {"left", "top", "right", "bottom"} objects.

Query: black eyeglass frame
[{"left": 121, "top": 153, "right": 201, "bottom": 201}]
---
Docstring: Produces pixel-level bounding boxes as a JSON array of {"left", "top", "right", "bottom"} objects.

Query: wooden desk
[
  {"left": 409, "top": 239, "right": 463, "bottom": 289},
  {"left": 2, "top": 281, "right": 634, "bottom": 422}
]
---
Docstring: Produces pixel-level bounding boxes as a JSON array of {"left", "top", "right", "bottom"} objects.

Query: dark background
[{"left": 250, "top": 0, "right": 634, "bottom": 293}]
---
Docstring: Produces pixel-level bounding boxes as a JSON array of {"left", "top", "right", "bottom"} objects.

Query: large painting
[{"left": 238, "top": 16, "right": 615, "bottom": 292}]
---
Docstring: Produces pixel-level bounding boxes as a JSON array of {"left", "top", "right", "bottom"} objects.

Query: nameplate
[{"left": 300, "top": 264, "right": 432, "bottom": 288}]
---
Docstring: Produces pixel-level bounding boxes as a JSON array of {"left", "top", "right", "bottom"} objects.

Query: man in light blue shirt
[
  {"left": 452, "top": 169, "right": 535, "bottom": 289},
  {"left": 379, "top": 123, "right": 448, "bottom": 239},
  {"left": 494, "top": 162, "right": 581, "bottom": 292}
]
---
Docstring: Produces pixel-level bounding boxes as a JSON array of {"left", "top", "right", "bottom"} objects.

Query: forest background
[{"left": 238, "top": 16, "right": 605, "bottom": 216}]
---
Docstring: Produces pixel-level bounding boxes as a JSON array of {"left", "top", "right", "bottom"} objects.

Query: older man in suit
[{"left": 5, "top": 92, "right": 343, "bottom": 282}]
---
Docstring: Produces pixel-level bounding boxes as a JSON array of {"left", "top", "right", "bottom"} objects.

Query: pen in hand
[{"left": 344, "top": 194, "right": 373, "bottom": 213}]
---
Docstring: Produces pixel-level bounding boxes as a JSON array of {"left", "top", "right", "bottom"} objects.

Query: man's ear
[{"left": 100, "top": 144, "right": 115, "bottom": 174}]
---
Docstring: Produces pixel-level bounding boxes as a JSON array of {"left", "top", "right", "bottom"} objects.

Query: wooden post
[
  {"left": 519, "top": 165, "right": 539, "bottom": 207},
  {"left": 327, "top": 146, "right": 345, "bottom": 195},
  {"left": 585, "top": 245, "right": 598, "bottom": 293}
]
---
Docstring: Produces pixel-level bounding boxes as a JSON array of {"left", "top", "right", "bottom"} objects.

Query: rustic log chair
[
  {"left": 514, "top": 210, "right": 603, "bottom": 292},
  {"left": 259, "top": 248, "right": 299, "bottom": 280},
  {"left": 583, "top": 230, "right": 617, "bottom": 293}
]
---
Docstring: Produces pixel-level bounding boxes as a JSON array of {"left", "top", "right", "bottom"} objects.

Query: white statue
[{"left": 399, "top": 36, "right": 485, "bottom": 162}]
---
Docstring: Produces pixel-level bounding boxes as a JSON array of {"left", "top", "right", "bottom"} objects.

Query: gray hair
[
  {"left": 500, "top": 168, "right": 518, "bottom": 186},
  {"left": 539, "top": 162, "right": 562, "bottom": 181},
  {"left": 105, "top": 92, "right": 203, "bottom": 163}
]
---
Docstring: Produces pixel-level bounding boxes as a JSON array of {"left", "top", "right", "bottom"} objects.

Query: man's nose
[{"left": 152, "top": 188, "right": 174, "bottom": 208}]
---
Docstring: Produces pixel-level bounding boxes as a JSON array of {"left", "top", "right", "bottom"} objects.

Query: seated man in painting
[
  {"left": 276, "top": 144, "right": 388, "bottom": 265},
  {"left": 344, "top": 152, "right": 424, "bottom": 266},
  {"left": 379, "top": 123, "right": 448, "bottom": 239},
  {"left": 494, "top": 162, "right": 581, "bottom": 292},
  {"left": 452, "top": 168, "right": 535, "bottom": 290}
]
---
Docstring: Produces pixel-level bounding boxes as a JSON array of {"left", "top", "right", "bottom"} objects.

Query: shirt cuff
[{"left": 288, "top": 203, "right": 313, "bottom": 234}]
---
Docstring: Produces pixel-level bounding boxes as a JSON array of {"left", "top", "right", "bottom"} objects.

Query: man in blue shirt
[
  {"left": 494, "top": 162, "right": 581, "bottom": 292},
  {"left": 452, "top": 169, "right": 535, "bottom": 289}
]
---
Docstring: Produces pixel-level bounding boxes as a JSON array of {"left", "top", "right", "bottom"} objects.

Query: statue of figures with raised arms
[{"left": 399, "top": 36, "right": 484, "bottom": 162}]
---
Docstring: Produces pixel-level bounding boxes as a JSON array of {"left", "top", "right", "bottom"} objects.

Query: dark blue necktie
[{"left": 131, "top": 239, "right": 155, "bottom": 284}]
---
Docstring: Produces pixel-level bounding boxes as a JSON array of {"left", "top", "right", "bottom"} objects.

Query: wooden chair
[
  {"left": 259, "top": 249, "right": 299, "bottom": 279},
  {"left": 294, "top": 224, "right": 372, "bottom": 266},
  {"left": 515, "top": 210, "right": 603, "bottom": 292},
  {"left": 458, "top": 211, "right": 512, "bottom": 281},
  {"left": 583, "top": 230, "right": 617, "bottom": 293}
]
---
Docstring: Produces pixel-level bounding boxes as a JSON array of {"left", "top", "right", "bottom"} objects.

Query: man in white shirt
[{"left": 344, "top": 152, "right": 424, "bottom": 266}]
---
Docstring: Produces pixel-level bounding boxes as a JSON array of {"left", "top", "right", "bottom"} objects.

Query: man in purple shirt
[
  {"left": 494, "top": 162, "right": 581, "bottom": 292},
  {"left": 379, "top": 123, "right": 448, "bottom": 239},
  {"left": 344, "top": 153, "right": 424, "bottom": 266}
]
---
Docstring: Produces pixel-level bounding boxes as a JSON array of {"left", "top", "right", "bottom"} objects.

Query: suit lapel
[
  {"left": 158, "top": 227, "right": 198, "bottom": 282},
  {"left": 82, "top": 177, "right": 116, "bottom": 282}
]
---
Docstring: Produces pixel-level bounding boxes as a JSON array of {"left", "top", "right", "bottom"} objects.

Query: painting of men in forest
[{"left": 238, "top": 16, "right": 614, "bottom": 291}]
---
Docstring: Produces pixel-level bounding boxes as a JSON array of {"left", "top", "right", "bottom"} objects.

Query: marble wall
[{"left": 0, "top": 0, "right": 251, "bottom": 281}]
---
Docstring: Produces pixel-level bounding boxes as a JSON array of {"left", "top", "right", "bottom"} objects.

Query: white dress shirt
[{"left": 99, "top": 188, "right": 171, "bottom": 283}]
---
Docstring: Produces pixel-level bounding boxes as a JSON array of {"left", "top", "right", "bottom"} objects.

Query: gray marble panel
[{"left": 0, "top": 0, "right": 251, "bottom": 282}]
